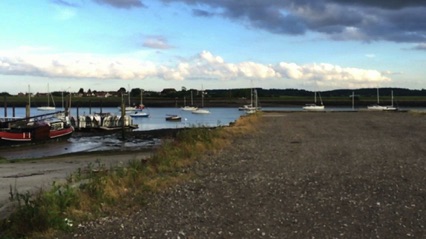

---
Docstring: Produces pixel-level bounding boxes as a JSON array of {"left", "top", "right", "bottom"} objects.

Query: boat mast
[
  {"left": 140, "top": 88, "right": 144, "bottom": 106},
  {"left": 250, "top": 88, "right": 253, "bottom": 106},
  {"left": 377, "top": 88, "right": 380, "bottom": 105},
  {"left": 27, "top": 85, "right": 31, "bottom": 118},
  {"left": 254, "top": 89, "right": 258, "bottom": 108},
  {"left": 201, "top": 88, "right": 204, "bottom": 108},
  {"left": 28, "top": 85, "right": 31, "bottom": 108},
  {"left": 128, "top": 84, "right": 131, "bottom": 106},
  {"left": 47, "top": 83, "right": 50, "bottom": 107}
]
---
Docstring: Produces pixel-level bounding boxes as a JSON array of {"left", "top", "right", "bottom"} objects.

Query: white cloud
[
  {"left": 0, "top": 48, "right": 391, "bottom": 90},
  {"left": 143, "top": 36, "right": 173, "bottom": 49},
  {"left": 275, "top": 62, "right": 391, "bottom": 89}
]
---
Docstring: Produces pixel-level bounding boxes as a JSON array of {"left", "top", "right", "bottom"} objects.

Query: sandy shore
[{"left": 2, "top": 111, "right": 426, "bottom": 238}]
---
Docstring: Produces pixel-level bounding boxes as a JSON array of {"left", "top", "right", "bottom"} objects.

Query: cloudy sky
[{"left": 0, "top": 0, "right": 425, "bottom": 94}]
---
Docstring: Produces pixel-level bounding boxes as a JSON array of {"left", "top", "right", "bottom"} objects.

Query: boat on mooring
[
  {"left": 0, "top": 111, "right": 74, "bottom": 146},
  {"left": 129, "top": 111, "right": 150, "bottom": 118},
  {"left": 165, "top": 114, "right": 182, "bottom": 121}
]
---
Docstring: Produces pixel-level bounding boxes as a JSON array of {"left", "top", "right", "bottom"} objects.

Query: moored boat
[
  {"left": 181, "top": 106, "right": 198, "bottom": 111},
  {"left": 0, "top": 112, "right": 73, "bottom": 146},
  {"left": 130, "top": 111, "right": 149, "bottom": 117},
  {"left": 368, "top": 90, "right": 398, "bottom": 111},
  {"left": 303, "top": 104, "right": 325, "bottom": 111},
  {"left": 192, "top": 108, "right": 210, "bottom": 114},
  {"left": 37, "top": 84, "right": 56, "bottom": 111},
  {"left": 303, "top": 92, "right": 325, "bottom": 111},
  {"left": 165, "top": 114, "right": 182, "bottom": 121}
]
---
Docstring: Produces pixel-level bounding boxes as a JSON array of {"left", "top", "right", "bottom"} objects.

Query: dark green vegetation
[
  {"left": 1, "top": 88, "right": 426, "bottom": 108},
  {"left": 0, "top": 115, "right": 259, "bottom": 238}
]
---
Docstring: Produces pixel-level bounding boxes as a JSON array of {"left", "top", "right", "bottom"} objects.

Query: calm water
[
  {"left": 0, "top": 107, "right": 247, "bottom": 130},
  {"left": 1, "top": 106, "right": 425, "bottom": 130},
  {"left": 0, "top": 107, "right": 246, "bottom": 159}
]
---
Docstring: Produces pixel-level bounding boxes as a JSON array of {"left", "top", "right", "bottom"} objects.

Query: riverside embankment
[{"left": 53, "top": 111, "right": 426, "bottom": 238}]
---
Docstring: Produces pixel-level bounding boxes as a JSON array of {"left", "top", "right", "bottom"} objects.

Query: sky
[{"left": 0, "top": 0, "right": 425, "bottom": 94}]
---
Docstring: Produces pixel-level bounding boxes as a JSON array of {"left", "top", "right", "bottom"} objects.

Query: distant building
[{"left": 95, "top": 91, "right": 114, "bottom": 98}]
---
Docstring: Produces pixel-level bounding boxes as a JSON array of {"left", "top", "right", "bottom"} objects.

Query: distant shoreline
[{"left": 1, "top": 96, "right": 425, "bottom": 108}]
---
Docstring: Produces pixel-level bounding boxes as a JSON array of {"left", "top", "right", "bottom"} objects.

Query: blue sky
[{"left": 0, "top": 0, "right": 425, "bottom": 94}]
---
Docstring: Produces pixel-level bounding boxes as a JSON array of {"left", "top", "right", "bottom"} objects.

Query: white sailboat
[
  {"left": 181, "top": 90, "right": 198, "bottom": 111},
  {"left": 239, "top": 86, "right": 259, "bottom": 112},
  {"left": 383, "top": 90, "right": 398, "bottom": 111},
  {"left": 303, "top": 91, "right": 325, "bottom": 111},
  {"left": 132, "top": 89, "right": 146, "bottom": 111},
  {"left": 37, "top": 84, "right": 56, "bottom": 111},
  {"left": 118, "top": 86, "right": 139, "bottom": 111},
  {"left": 192, "top": 87, "right": 210, "bottom": 114},
  {"left": 368, "top": 88, "right": 397, "bottom": 111},
  {"left": 245, "top": 89, "right": 261, "bottom": 114}
]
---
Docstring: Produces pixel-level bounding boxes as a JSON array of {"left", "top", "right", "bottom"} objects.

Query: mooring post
[
  {"left": 121, "top": 101, "right": 125, "bottom": 140},
  {"left": 76, "top": 106, "right": 79, "bottom": 129},
  {"left": 26, "top": 103, "right": 30, "bottom": 119},
  {"left": 3, "top": 96, "right": 7, "bottom": 118}
]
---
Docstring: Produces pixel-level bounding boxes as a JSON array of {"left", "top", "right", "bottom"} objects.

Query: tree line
[{"left": 1, "top": 87, "right": 425, "bottom": 99}]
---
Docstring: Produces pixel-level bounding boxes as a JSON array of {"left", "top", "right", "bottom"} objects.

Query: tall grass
[{"left": 0, "top": 113, "right": 261, "bottom": 238}]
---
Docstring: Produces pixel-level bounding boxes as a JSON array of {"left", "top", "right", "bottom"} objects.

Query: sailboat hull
[
  {"left": 368, "top": 105, "right": 397, "bottom": 111},
  {"left": 303, "top": 105, "right": 325, "bottom": 111},
  {"left": 181, "top": 106, "right": 198, "bottom": 111},
  {"left": 37, "top": 106, "right": 56, "bottom": 111},
  {"left": 192, "top": 109, "right": 210, "bottom": 114}
]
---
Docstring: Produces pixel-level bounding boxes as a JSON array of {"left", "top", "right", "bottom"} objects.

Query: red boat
[{"left": 0, "top": 112, "right": 74, "bottom": 146}]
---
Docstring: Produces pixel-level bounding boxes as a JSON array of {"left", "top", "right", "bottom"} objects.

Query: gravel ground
[{"left": 61, "top": 111, "right": 425, "bottom": 239}]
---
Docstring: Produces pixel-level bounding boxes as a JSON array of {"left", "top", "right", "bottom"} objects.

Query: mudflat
[{"left": 5, "top": 111, "right": 426, "bottom": 238}]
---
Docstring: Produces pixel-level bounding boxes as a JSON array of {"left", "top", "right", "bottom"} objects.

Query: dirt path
[
  {"left": 0, "top": 151, "right": 152, "bottom": 219},
  {"left": 7, "top": 111, "right": 426, "bottom": 238}
]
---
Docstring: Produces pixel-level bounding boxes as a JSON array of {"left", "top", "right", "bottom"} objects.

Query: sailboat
[
  {"left": 117, "top": 86, "right": 138, "bottom": 111},
  {"left": 303, "top": 91, "right": 325, "bottom": 111},
  {"left": 383, "top": 90, "right": 398, "bottom": 111},
  {"left": 181, "top": 90, "right": 198, "bottom": 111},
  {"left": 367, "top": 88, "right": 397, "bottom": 111},
  {"left": 244, "top": 89, "right": 261, "bottom": 114},
  {"left": 132, "top": 89, "right": 145, "bottom": 111},
  {"left": 37, "top": 84, "right": 56, "bottom": 111},
  {"left": 239, "top": 87, "right": 256, "bottom": 111},
  {"left": 192, "top": 87, "right": 210, "bottom": 114}
]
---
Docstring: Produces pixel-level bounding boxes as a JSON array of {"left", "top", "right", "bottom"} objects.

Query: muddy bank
[{"left": 0, "top": 127, "right": 193, "bottom": 160}]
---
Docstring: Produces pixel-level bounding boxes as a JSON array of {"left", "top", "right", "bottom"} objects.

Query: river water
[{"left": 0, "top": 107, "right": 246, "bottom": 160}]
